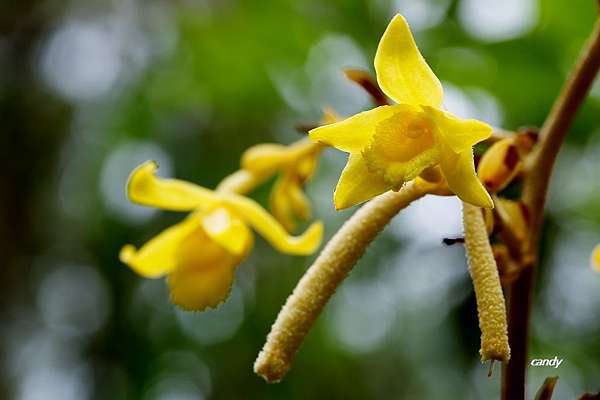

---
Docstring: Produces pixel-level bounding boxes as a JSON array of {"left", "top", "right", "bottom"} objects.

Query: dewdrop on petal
[{"left": 463, "top": 202, "right": 510, "bottom": 363}]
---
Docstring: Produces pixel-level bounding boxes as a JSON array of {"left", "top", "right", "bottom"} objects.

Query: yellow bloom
[
  {"left": 120, "top": 161, "right": 323, "bottom": 311},
  {"left": 309, "top": 15, "right": 493, "bottom": 210}
]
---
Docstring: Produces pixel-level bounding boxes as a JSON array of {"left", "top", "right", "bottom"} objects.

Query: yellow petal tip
[
  {"left": 171, "top": 290, "right": 231, "bottom": 312},
  {"left": 591, "top": 244, "right": 600, "bottom": 273},
  {"left": 333, "top": 195, "right": 354, "bottom": 211},
  {"left": 294, "top": 221, "right": 324, "bottom": 255},
  {"left": 127, "top": 160, "right": 159, "bottom": 203},
  {"left": 168, "top": 264, "right": 236, "bottom": 312},
  {"left": 285, "top": 222, "right": 323, "bottom": 254},
  {"left": 119, "top": 244, "right": 136, "bottom": 264},
  {"left": 374, "top": 13, "right": 443, "bottom": 107},
  {"left": 464, "top": 192, "right": 493, "bottom": 209},
  {"left": 480, "top": 193, "right": 495, "bottom": 209}
]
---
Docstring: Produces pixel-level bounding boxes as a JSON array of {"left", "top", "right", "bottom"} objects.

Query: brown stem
[
  {"left": 502, "top": 17, "right": 600, "bottom": 400},
  {"left": 522, "top": 18, "right": 600, "bottom": 244}
]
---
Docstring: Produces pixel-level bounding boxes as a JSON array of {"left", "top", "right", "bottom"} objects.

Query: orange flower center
[{"left": 362, "top": 106, "right": 439, "bottom": 187}]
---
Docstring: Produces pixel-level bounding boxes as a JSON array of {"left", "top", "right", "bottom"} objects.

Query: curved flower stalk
[
  {"left": 254, "top": 179, "right": 445, "bottom": 383},
  {"left": 309, "top": 14, "right": 493, "bottom": 210},
  {"left": 120, "top": 161, "right": 323, "bottom": 311},
  {"left": 463, "top": 202, "right": 510, "bottom": 363}
]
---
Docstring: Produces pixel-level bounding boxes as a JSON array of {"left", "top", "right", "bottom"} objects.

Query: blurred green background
[{"left": 2, "top": 0, "right": 600, "bottom": 398}]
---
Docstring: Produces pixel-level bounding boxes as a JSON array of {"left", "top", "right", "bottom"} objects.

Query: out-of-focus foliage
[{"left": 1, "top": 0, "right": 599, "bottom": 399}]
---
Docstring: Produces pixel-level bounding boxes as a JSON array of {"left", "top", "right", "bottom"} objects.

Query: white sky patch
[
  {"left": 442, "top": 82, "right": 503, "bottom": 127},
  {"left": 144, "top": 376, "right": 205, "bottom": 400},
  {"left": 390, "top": 195, "right": 463, "bottom": 246},
  {"left": 146, "top": 351, "right": 212, "bottom": 400},
  {"left": 270, "top": 34, "right": 370, "bottom": 117},
  {"left": 174, "top": 284, "right": 244, "bottom": 346},
  {"left": 41, "top": 20, "right": 123, "bottom": 101},
  {"left": 541, "top": 226, "right": 600, "bottom": 333},
  {"left": 326, "top": 279, "right": 398, "bottom": 354},
  {"left": 37, "top": 264, "right": 109, "bottom": 339},
  {"left": 385, "top": 246, "right": 468, "bottom": 314},
  {"left": 458, "top": 0, "right": 538, "bottom": 42},
  {"left": 18, "top": 361, "right": 92, "bottom": 400},
  {"left": 305, "top": 35, "right": 371, "bottom": 116},
  {"left": 391, "top": 0, "right": 451, "bottom": 31},
  {"left": 326, "top": 244, "right": 469, "bottom": 355},
  {"left": 547, "top": 134, "right": 600, "bottom": 215},
  {"left": 5, "top": 328, "right": 93, "bottom": 400}
]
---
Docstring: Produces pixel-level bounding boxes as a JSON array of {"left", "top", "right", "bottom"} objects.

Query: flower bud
[{"left": 478, "top": 138, "right": 521, "bottom": 192}]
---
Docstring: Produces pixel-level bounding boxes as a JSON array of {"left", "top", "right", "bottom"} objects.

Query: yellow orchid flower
[
  {"left": 309, "top": 14, "right": 493, "bottom": 210},
  {"left": 120, "top": 161, "right": 323, "bottom": 311}
]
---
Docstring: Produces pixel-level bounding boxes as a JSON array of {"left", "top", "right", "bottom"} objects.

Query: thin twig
[{"left": 502, "top": 17, "right": 600, "bottom": 400}]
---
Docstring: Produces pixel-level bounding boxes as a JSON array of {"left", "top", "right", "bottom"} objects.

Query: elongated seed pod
[
  {"left": 254, "top": 181, "right": 427, "bottom": 382},
  {"left": 463, "top": 202, "right": 510, "bottom": 363}
]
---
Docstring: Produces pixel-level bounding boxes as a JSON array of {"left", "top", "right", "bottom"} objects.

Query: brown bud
[{"left": 478, "top": 138, "right": 522, "bottom": 192}]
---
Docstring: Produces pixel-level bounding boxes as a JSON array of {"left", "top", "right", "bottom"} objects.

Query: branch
[
  {"left": 522, "top": 17, "right": 600, "bottom": 250},
  {"left": 502, "top": 16, "right": 600, "bottom": 400}
]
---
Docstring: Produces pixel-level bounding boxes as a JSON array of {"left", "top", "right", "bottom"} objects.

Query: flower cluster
[{"left": 120, "top": 13, "right": 519, "bottom": 382}]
